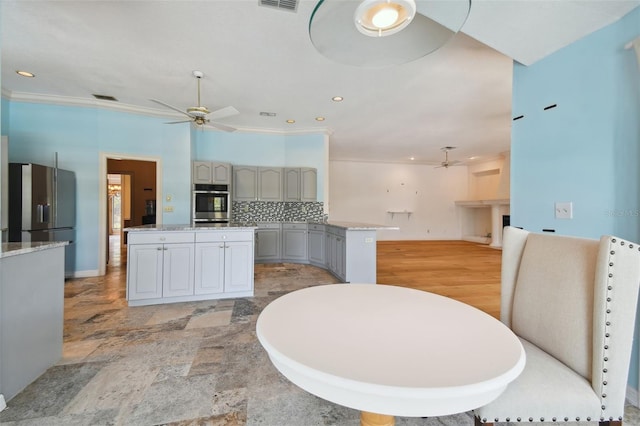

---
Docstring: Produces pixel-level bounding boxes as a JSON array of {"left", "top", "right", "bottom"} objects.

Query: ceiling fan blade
[
  {"left": 150, "top": 99, "right": 194, "bottom": 119},
  {"left": 165, "top": 120, "right": 194, "bottom": 124},
  {"left": 208, "top": 121, "right": 237, "bottom": 132},
  {"left": 208, "top": 106, "right": 239, "bottom": 121}
]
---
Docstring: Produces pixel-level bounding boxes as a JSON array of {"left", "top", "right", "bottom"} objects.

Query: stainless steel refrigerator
[{"left": 8, "top": 163, "right": 76, "bottom": 276}]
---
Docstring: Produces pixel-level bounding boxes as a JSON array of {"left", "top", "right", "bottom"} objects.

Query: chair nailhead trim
[
  {"left": 564, "top": 417, "right": 569, "bottom": 421},
  {"left": 552, "top": 417, "right": 557, "bottom": 421},
  {"left": 587, "top": 417, "right": 591, "bottom": 421},
  {"left": 517, "top": 417, "right": 521, "bottom": 421}
]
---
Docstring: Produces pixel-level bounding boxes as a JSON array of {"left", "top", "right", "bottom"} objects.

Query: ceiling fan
[
  {"left": 151, "top": 71, "right": 239, "bottom": 132},
  {"left": 436, "top": 146, "right": 462, "bottom": 168}
]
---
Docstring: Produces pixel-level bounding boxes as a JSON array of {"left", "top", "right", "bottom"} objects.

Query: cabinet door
[
  {"left": 308, "top": 230, "right": 325, "bottom": 265},
  {"left": 194, "top": 243, "right": 225, "bottom": 295},
  {"left": 282, "top": 227, "right": 308, "bottom": 260},
  {"left": 224, "top": 241, "right": 254, "bottom": 293},
  {"left": 255, "top": 228, "right": 281, "bottom": 261},
  {"left": 211, "top": 162, "right": 231, "bottom": 184},
  {"left": 301, "top": 168, "right": 317, "bottom": 202},
  {"left": 128, "top": 244, "right": 163, "bottom": 300},
  {"left": 233, "top": 166, "right": 258, "bottom": 201},
  {"left": 162, "top": 243, "right": 195, "bottom": 297},
  {"left": 336, "top": 236, "right": 346, "bottom": 280},
  {"left": 193, "top": 161, "right": 213, "bottom": 184},
  {"left": 258, "top": 167, "right": 283, "bottom": 201},
  {"left": 283, "top": 168, "right": 300, "bottom": 201}
]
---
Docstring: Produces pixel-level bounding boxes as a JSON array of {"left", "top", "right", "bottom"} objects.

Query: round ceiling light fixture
[
  {"left": 354, "top": 0, "right": 416, "bottom": 37},
  {"left": 309, "top": 0, "right": 471, "bottom": 67}
]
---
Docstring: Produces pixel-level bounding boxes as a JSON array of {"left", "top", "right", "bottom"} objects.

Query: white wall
[{"left": 329, "top": 160, "right": 468, "bottom": 240}]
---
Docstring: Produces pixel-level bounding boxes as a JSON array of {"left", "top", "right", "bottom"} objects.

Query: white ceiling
[{"left": 2, "top": 0, "right": 638, "bottom": 165}]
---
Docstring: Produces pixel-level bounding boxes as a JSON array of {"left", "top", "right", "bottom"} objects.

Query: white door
[
  {"left": 128, "top": 244, "right": 163, "bottom": 300},
  {"left": 162, "top": 243, "right": 195, "bottom": 297},
  {"left": 194, "top": 243, "right": 225, "bottom": 295}
]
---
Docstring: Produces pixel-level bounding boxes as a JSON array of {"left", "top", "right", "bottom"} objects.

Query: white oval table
[{"left": 256, "top": 284, "right": 525, "bottom": 426}]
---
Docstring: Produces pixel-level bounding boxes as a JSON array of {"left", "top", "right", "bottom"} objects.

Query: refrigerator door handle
[{"left": 37, "top": 204, "right": 50, "bottom": 224}]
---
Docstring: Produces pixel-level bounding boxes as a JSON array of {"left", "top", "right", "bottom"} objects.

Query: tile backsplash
[{"left": 232, "top": 201, "right": 325, "bottom": 222}]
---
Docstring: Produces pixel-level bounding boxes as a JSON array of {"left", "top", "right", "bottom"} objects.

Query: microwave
[{"left": 192, "top": 184, "right": 230, "bottom": 223}]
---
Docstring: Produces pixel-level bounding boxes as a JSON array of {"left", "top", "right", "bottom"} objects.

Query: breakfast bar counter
[{"left": 0, "top": 241, "right": 67, "bottom": 404}]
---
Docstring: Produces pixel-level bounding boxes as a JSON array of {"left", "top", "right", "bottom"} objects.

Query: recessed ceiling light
[
  {"left": 469, "top": 156, "right": 478, "bottom": 160},
  {"left": 409, "top": 157, "right": 415, "bottom": 161},
  {"left": 354, "top": 0, "right": 416, "bottom": 38},
  {"left": 16, "top": 70, "right": 35, "bottom": 78},
  {"left": 332, "top": 96, "right": 343, "bottom": 102},
  {"left": 286, "top": 119, "right": 295, "bottom": 124},
  {"left": 315, "top": 117, "right": 325, "bottom": 121}
]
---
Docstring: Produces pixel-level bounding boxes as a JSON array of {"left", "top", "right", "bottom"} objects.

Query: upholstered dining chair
[{"left": 475, "top": 226, "right": 640, "bottom": 426}]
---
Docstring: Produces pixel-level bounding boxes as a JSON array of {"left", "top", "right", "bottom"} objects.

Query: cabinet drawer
[
  {"left": 308, "top": 224, "right": 325, "bottom": 232},
  {"left": 196, "top": 231, "right": 254, "bottom": 243},
  {"left": 257, "top": 223, "right": 281, "bottom": 230},
  {"left": 128, "top": 232, "right": 194, "bottom": 245},
  {"left": 283, "top": 223, "right": 307, "bottom": 230}
]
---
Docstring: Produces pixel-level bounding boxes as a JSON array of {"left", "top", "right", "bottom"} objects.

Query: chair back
[{"left": 501, "top": 226, "right": 640, "bottom": 419}]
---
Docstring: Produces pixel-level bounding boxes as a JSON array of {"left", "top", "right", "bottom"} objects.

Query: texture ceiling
[{"left": 2, "top": 0, "right": 638, "bottom": 164}]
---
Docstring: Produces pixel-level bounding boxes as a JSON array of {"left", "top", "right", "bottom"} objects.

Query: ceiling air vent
[
  {"left": 259, "top": 0, "right": 298, "bottom": 12},
  {"left": 93, "top": 94, "right": 118, "bottom": 101}
]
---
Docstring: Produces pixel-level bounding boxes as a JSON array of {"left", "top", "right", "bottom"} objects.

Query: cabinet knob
[
  {"left": 157, "top": 247, "right": 162, "bottom": 251},
  {"left": 219, "top": 245, "right": 224, "bottom": 248}
]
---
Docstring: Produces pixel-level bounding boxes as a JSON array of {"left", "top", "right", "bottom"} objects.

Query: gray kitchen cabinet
[
  {"left": 193, "top": 161, "right": 232, "bottom": 185},
  {"left": 283, "top": 167, "right": 317, "bottom": 202},
  {"left": 300, "top": 168, "right": 317, "bottom": 202},
  {"left": 233, "top": 166, "right": 258, "bottom": 201},
  {"left": 255, "top": 223, "right": 281, "bottom": 261},
  {"left": 233, "top": 166, "right": 283, "bottom": 201},
  {"left": 258, "top": 167, "right": 283, "bottom": 201},
  {"left": 282, "top": 223, "right": 307, "bottom": 261},
  {"left": 326, "top": 226, "right": 346, "bottom": 281},
  {"left": 307, "top": 223, "right": 325, "bottom": 266}
]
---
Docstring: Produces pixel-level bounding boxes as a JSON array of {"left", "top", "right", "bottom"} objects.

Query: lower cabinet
[
  {"left": 326, "top": 227, "right": 346, "bottom": 281},
  {"left": 128, "top": 238, "right": 195, "bottom": 301},
  {"left": 255, "top": 223, "right": 281, "bottom": 261},
  {"left": 127, "top": 230, "right": 254, "bottom": 306},
  {"left": 308, "top": 224, "right": 325, "bottom": 266},
  {"left": 195, "top": 240, "right": 254, "bottom": 295},
  {"left": 282, "top": 223, "right": 308, "bottom": 261}
]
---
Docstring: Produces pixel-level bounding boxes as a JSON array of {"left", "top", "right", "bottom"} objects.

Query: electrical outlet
[
  {"left": 164, "top": 206, "right": 174, "bottom": 213},
  {"left": 555, "top": 202, "right": 573, "bottom": 219}
]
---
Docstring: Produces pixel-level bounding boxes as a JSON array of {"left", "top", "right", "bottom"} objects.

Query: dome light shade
[
  {"left": 309, "top": 0, "right": 471, "bottom": 67},
  {"left": 354, "top": 0, "right": 416, "bottom": 37}
]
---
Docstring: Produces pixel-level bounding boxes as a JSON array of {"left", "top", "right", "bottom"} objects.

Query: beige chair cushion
[
  {"left": 511, "top": 233, "right": 598, "bottom": 379},
  {"left": 475, "top": 338, "right": 601, "bottom": 423}
]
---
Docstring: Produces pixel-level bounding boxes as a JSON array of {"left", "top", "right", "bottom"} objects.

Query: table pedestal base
[{"left": 360, "top": 411, "right": 394, "bottom": 426}]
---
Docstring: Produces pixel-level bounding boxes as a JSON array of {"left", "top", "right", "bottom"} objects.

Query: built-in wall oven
[{"left": 192, "top": 184, "right": 230, "bottom": 224}]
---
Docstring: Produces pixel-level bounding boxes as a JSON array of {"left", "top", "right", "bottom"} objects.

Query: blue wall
[
  {"left": 511, "top": 7, "right": 640, "bottom": 389},
  {"left": 3, "top": 100, "right": 327, "bottom": 274}
]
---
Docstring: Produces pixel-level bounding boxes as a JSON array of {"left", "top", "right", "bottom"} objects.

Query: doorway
[{"left": 99, "top": 153, "right": 162, "bottom": 276}]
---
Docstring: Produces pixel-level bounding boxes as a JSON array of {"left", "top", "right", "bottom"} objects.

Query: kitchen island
[
  {"left": 125, "top": 223, "right": 257, "bottom": 307},
  {"left": 0, "top": 241, "right": 67, "bottom": 405},
  {"left": 126, "top": 221, "right": 395, "bottom": 307}
]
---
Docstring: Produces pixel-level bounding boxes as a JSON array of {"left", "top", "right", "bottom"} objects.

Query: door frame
[{"left": 98, "top": 152, "right": 162, "bottom": 276}]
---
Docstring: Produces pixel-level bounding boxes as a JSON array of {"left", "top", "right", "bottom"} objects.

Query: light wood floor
[{"left": 377, "top": 240, "right": 502, "bottom": 319}]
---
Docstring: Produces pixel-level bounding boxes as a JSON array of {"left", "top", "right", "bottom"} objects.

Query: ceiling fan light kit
[
  {"left": 309, "top": 0, "right": 471, "bottom": 67},
  {"left": 150, "top": 70, "right": 238, "bottom": 132}
]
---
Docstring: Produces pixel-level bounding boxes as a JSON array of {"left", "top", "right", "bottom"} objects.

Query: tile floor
[{"left": 1, "top": 244, "right": 639, "bottom": 425}]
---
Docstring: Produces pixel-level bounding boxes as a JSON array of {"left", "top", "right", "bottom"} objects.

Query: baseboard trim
[
  {"left": 67, "top": 269, "right": 100, "bottom": 279},
  {"left": 0, "top": 394, "right": 6, "bottom": 412},
  {"left": 627, "top": 384, "right": 639, "bottom": 408}
]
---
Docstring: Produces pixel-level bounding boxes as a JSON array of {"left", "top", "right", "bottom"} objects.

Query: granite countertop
[
  {"left": 125, "top": 223, "right": 258, "bottom": 232},
  {"left": 0, "top": 241, "right": 69, "bottom": 259},
  {"left": 260, "top": 220, "right": 398, "bottom": 231}
]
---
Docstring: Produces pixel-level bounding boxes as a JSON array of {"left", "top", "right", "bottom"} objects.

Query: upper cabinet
[
  {"left": 284, "top": 167, "right": 317, "bottom": 202},
  {"left": 193, "top": 161, "right": 232, "bottom": 185},
  {"left": 233, "top": 166, "right": 283, "bottom": 201}
]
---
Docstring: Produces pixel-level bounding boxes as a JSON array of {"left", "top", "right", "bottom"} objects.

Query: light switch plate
[{"left": 555, "top": 202, "right": 573, "bottom": 219}]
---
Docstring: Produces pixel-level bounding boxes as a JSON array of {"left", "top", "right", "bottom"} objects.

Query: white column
[{"left": 490, "top": 204, "right": 503, "bottom": 248}]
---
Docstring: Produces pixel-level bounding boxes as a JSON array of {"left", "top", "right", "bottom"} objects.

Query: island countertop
[
  {"left": 124, "top": 223, "right": 259, "bottom": 232},
  {"left": 125, "top": 221, "right": 397, "bottom": 232},
  {"left": 0, "top": 241, "right": 69, "bottom": 259}
]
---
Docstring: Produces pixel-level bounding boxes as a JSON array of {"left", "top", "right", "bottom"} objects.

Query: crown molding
[{"left": 1, "top": 89, "right": 332, "bottom": 137}]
